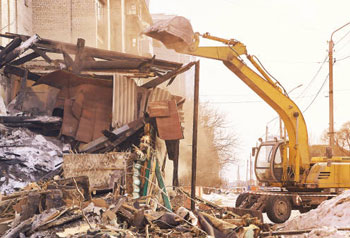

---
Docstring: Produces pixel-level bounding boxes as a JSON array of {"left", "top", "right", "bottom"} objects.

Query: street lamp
[{"left": 328, "top": 22, "right": 350, "bottom": 148}]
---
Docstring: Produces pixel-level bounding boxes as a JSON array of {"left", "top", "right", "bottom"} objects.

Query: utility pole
[
  {"left": 329, "top": 22, "right": 350, "bottom": 148},
  {"left": 328, "top": 38, "right": 334, "bottom": 148},
  {"left": 191, "top": 61, "right": 200, "bottom": 211}
]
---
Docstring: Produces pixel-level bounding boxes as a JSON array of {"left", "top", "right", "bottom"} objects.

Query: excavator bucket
[{"left": 144, "top": 16, "right": 195, "bottom": 52}]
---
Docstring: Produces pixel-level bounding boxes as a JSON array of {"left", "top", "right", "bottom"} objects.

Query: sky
[{"left": 149, "top": 0, "right": 350, "bottom": 181}]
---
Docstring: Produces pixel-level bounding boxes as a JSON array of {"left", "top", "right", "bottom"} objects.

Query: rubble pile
[
  {"left": 0, "top": 176, "right": 262, "bottom": 238},
  {"left": 0, "top": 126, "right": 65, "bottom": 194},
  {"left": 276, "top": 190, "right": 350, "bottom": 237}
]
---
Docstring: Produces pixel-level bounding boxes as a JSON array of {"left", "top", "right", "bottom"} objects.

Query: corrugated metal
[
  {"left": 148, "top": 87, "right": 173, "bottom": 102},
  {"left": 112, "top": 74, "right": 138, "bottom": 128},
  {"left": 112, "top": 75, "right": 186, "bottom": 129},
  {"left": 148, "top": 87, "right": 185, "bottom": 124}
]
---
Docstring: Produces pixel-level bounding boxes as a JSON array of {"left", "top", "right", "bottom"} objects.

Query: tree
[
  {"left": 320, "top": 121, "right": 350, "bottom": 156},
  {"left": 199, "top": 102, "right": 238, "bottom": 164},
  {"left": 177, "top": 101, "right": 239, "bottom": 187}
]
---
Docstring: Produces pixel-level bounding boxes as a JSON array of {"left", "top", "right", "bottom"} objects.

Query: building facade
[{"left": 0, "top": 0, "right": 153, "bottom": 56}]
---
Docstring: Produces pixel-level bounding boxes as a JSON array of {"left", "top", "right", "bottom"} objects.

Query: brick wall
[
  {"left": 32, "top": 0, "right": 96, "bottom": 46},
  {"left": 71, "top": 0, "right": 96, "bottom": 47}
]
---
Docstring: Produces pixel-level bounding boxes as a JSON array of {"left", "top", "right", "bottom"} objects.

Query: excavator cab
[{"left": 254, "top": 140, "right": 285, "bottom": 184}]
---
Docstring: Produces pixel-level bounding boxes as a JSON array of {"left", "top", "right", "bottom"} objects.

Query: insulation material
[
  {"left": 63, "top": 152, "right": 128, "bottom": 189},
  {"left": 279, "top": 190, "right": 350, "bottom": 237}
]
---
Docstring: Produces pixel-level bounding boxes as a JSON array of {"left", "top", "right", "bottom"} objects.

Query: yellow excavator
[{"left": 145, "top": 16, "right": 350, "bottom": 223}]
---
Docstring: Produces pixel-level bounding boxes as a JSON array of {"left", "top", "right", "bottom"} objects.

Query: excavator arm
[{"left": 145, "top": 17, "right": 310, "bottom": 184}]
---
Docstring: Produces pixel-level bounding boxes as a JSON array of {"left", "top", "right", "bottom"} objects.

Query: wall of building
[
  {"left": 0, "top": 0, "right": 152, "bottom": 55},
  {"left": 32, "top": 0, "right": 96, "bottom": 46}
]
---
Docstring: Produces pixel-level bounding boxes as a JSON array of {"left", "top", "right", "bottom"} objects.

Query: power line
[
  {"left": 203, "top": 94, "right": 319, "bottom": 104},
  {"left": 201, "top": 88, "right": 350, "bottom": 98},
  {"left": 335, "top": 37, "right": 350, "bottom": 52},
  {"left": 0, "top": 20, "right": 15, "bottom": 32},
  {"left": 303, "top": 73, "right": 329, "bottom": 113},
  {"left": 296, "top": 55, "right": 328, "bottom": 99},
  {"left": 335, "top": 27, "right": 350, "bottom": 45},
  {"left": 336, "top": 55, "right": 350, "bottom": 62},
  {"left": 206, "top": 100, "right": 262, "bottom": 104}
]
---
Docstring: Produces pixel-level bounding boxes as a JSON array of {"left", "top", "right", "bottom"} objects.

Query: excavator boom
[{"left": 145, "top": 16, "right": 310, "bottom": 184}]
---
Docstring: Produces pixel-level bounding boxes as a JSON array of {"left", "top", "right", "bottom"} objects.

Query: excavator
[{"left": 144, "top": 16, "right": 350, "bottom": 223}]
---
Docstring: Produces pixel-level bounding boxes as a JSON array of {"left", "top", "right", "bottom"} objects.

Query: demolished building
[
  {"left": 0, "top": 33, "right": 262, "bottom": 237},
  {"left": 0, "top": 32, "right": 190, "bottom": 191}
]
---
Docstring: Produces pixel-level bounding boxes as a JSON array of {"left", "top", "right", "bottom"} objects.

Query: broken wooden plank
[
  {"left": 0, "top": 34, "right": 40, "bottom": 68},
  {"left": 79, "top": 117, "right": 145, "bottom": 153},
  {"left": 31, "top": 45, "right": 52, "bottom": 64},
  {"left": 0, "top": 37, "right": 22, "bottom": 61},
  {"left": 73, "top": 38, "right": 85, "bottom": 74},
  {"left": 10, "top": 52, "right": 40, "bottom": 65},
  {"left": 2, "top": 217, "right": 32, "bottom": 238},
  {"left": 62, "top": 51, "right": 74, "bottom": 69},
  {"left": 81, "top": 60, "right": 143, "bottom": 71},
  {"left": 0, "top": 33, "right": 182, "bottom": 70}
]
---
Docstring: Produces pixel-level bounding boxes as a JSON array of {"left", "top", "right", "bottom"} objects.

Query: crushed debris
[
  {"left": 0, "top": 127, "right": 65, "bottom": 194},
  {"left": 0, "top": 176, "right": 263, "bottom": 238}
]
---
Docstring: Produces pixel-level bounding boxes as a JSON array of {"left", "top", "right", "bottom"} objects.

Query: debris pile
[
  {"left": 0, "top": 126, "right": 64, "bottom": 194},
  {"left": 276, "top": 190, "right": 350, "bottom": 237},
  {"left": 0, "top": 175, "right": 262, "bottom": 238}
]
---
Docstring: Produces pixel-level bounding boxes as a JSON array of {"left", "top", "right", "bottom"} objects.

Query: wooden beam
[
  {"left": 31, "top": 45, "right": 52, "bottom": 64},
  {"left": 0, "top": 34, "right": 40, "bottom": 68},
  {"left": 141, "top": 61, "right": 195, "bottom": 89},
  {"left": 10, "top": 52, "right": 40, "bottom": 65},
  {"left": 81, "top": 60, "right": 142, "bottom": 70},
  {"left": 62, "top": 51, "right": 74, "bottom": 69},
  {"left": 4, "top": 65, "right": 41, "bottom": 81},
  {"left": 0, "top": 37, "right": 22, "bottom": 61},
  {"left": 73, "top": 38, "right": 85, "bottom": 74},
  {"left": 0, "top": 33, "right": 182, "bottom": 69}
]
